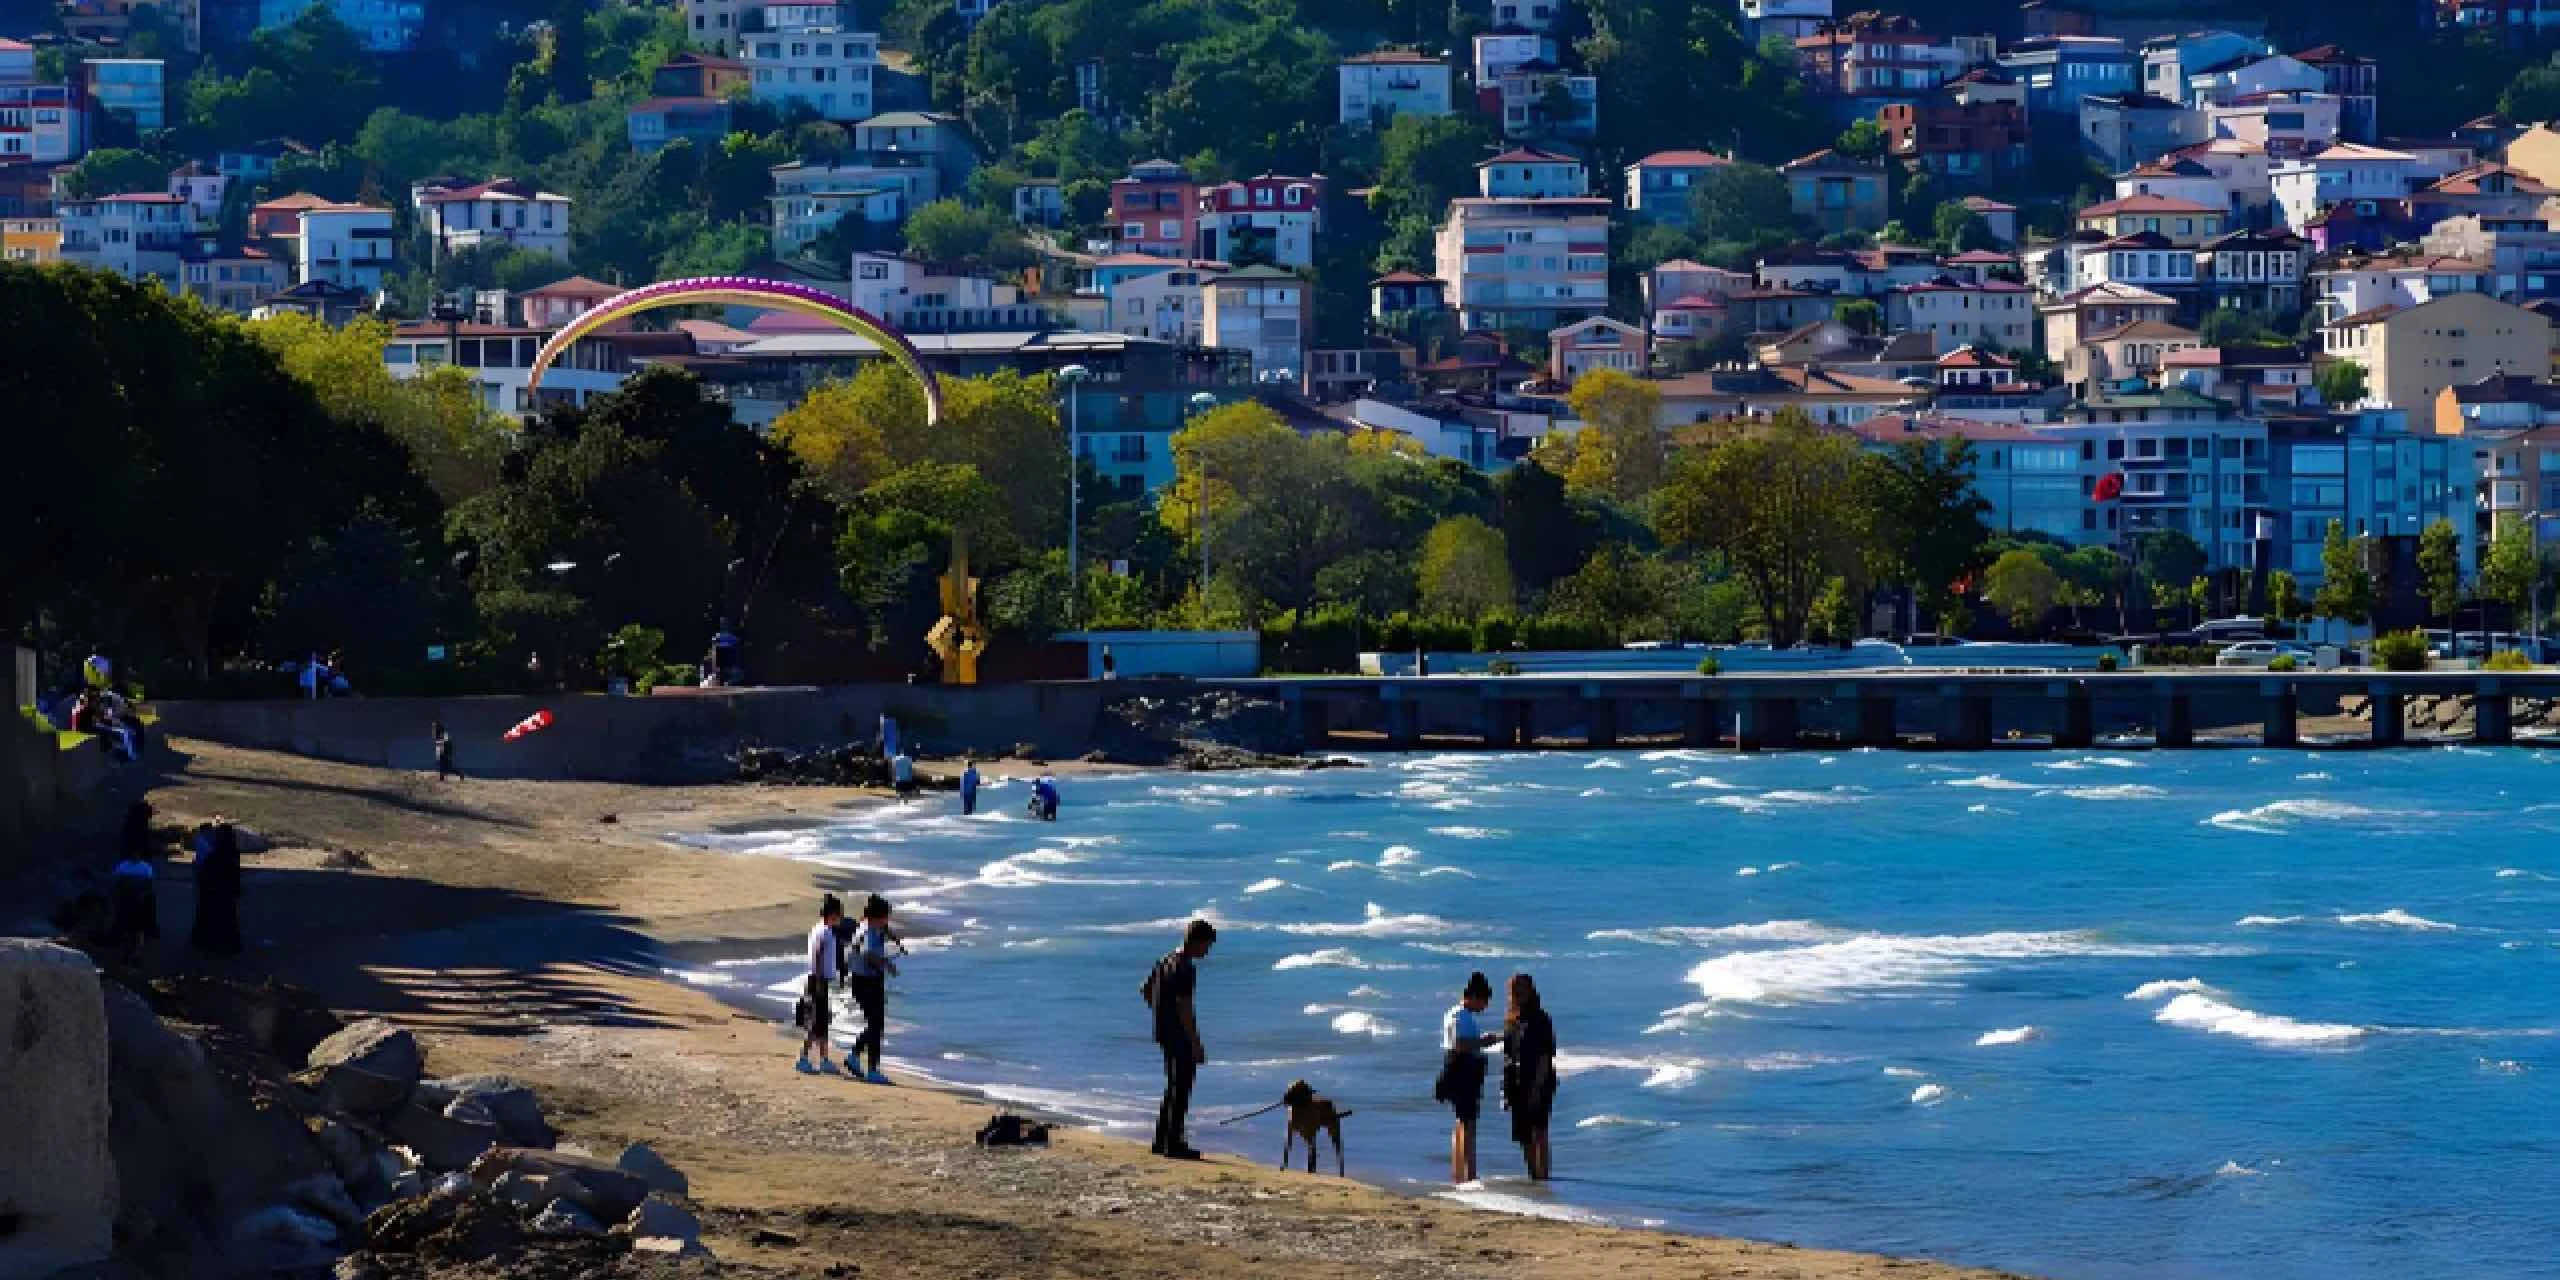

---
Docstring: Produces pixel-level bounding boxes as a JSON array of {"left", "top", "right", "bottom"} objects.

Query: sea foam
[
  {"left": 1975, "top": 1025, "right": 2038, "bottom": 1047},
  {"left": 2151, "top": 992, "right": 2365, "bottom": 1045}
]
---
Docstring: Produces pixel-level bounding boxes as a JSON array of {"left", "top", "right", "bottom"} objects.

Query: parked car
[
  {"left": 2215, "top": 641, "right": 2318, "bottom": 668},
  {"left": 2194, "top": 617, "right": 2270, "bottom": 643}
]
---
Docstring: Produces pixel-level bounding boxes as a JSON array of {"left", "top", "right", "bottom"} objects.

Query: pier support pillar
[
  {"left": 1586, "top": 693, "right": 1619, "bottom": 749},
  {"left": 1736, "top": 696, "right": 1798, "bottom": 753},
  {"left": 1289, "top": 695, "right": 1329, "bottom": 751},
  {"left": 2475, "top": 681, "right": 2512, "bottom": 746},
  {"left": 2052, "top": 682, "right": 2093, "bottom": 748},
  {"left": 2261, "top": 682, "right": 2298, "bottom": 749},
  {"left": 1682, "top": 695, "right": 1720, "bottom": 747},
  {"left": 1478, "top": 698, "right": 1510, "bottom": 749},
  {"left": 1854, "top": 696, "right": 1897, "bottom": 748},
  {"left": 2154, "top": 689, "right": 2193, "bottom": 748},
  {"left": 1937, "top": 686, "right": 1990, "bottom": 750},
  {"left": 1385, "top": 696, "right": 1421, "bottom": 749},
  {"left": 2368, "top": 688, "right": 2404, "bottom": 747}
]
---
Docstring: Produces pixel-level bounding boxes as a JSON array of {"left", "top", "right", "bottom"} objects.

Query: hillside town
[{"left": 17, "top": 0, "right": 2560, "bottom": 676}]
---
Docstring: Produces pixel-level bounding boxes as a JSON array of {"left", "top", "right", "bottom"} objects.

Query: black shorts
[
  {"left": 1436, "top": 1051, "right": 1486, "bottom": 1124},
  {"left": 803, "top": 974, "right": 832, "bottom": 1037}
]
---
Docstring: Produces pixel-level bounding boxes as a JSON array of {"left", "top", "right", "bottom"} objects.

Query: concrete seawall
[{"left": 152, "top": 684, "right": 1132, "bottom": 782}]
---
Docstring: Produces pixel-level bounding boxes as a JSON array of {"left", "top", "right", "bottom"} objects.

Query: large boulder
[
  {"left": 615, "top": 1141, "right": 689, "bottom": 1199},
  {"left": 305, "top": 1020, "right": 423, "bottom": 1118},
  {"left": 619, "top": 1195, "right": 701, "bottom": 1244},
  {"left": 469, "top": 1148, "right": 650, "bottom": 1222},
  {"left": 388, "top": 1100, "right": 502, "bottom": 1172},
  {"left": 0, "top": 940, "right": 116, "bottom": 1277},
  {"left": 529, "top": 1200, "right": 606, "bottom": 1238},
  {"left": 441, "top": 1074, "right": 554, "bottom": 1148}
]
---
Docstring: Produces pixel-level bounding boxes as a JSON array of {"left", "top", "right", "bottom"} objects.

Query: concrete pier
[{"left": 1263, "top": 669, "right": 2560, "bottom": 753}]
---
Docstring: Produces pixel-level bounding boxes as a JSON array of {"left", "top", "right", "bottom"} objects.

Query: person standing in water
[
  {"left": 1501, "top": 972, "right": 1559, "bottom": 1181},
  {"left": 844, "top": 894, "right": 900, "bottom": 1083},
  {"left": 1435, "top": 971, "right": 1499, "bottom": 1184},
  {"left": 959, "top": 757, "right": 980, "bottom": 815},
  {"left": 797, "top": 895, "right": 844, "bottom": 1074},
  {"left": 890, "top": 747, "right": 916, "bottom": 802},
  {"left": 1144, "top": 919, "right": 1216, "bottom": 1159}
]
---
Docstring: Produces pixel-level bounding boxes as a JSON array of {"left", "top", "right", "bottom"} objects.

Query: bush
[
  {"left": 1265, "top": 606, "right": 1363, "bottom": 673},
  {"left": 2372, "top": 629, "right": 2431, "bottom": 672},
  {"left": 2267, "top": 654, "right": 2298, "bottom": 672},
  {"left": 2485, "top": 649, "right": 2535, "bottom": 671},
  {"left": 2095, "top": 652, "right": 2118, "bottom": 672},
  {"left": 1472, "top": 612, "right": 1520, "bottom": 653},
  {"left": 1519, "top": 615, "right": 1615, "bottom": 650},
  {"left": 1696, "top": 655, "right": 1721, "bottom": 676},
  {"left": 654, "top": 662, "right": 701, "bottom": 690},
  {"left": 598, "top": 624, "right": 668, "bottom": 690},
  {"left": 1487, "top": 657, "right": 1522, "bottom": 676}
]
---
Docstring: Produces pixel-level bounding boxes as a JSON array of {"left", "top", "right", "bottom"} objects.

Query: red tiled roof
[
  {"left": 2425, "top": 161, "right": 2555, "bottom": 196},
  {"left": 2332, "top": 303, "right": 2401, "bottom": 327},
  {"left": 1371, "top": 269, "right": 1440, "bottom": 285},
  {"left": 1632, "top": 149, "right": 1731, "bottom": 168},
  {"left": 1937, "top": 345, "right": 2016, "bottom": 368},
  {"left": 1480, "top": 146, "right": 1579, "bottom": 167}
]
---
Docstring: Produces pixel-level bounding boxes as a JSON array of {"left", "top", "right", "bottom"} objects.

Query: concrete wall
[
  {"left": 1056, "top": 631, "right": 1261, "bottom": 680},
  {"left": 151, "top": 683, "right": 1134, "bottom": 781}
]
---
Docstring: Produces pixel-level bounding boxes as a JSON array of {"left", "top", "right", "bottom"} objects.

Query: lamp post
[
  {"left": 1057, "top": 363, "right": 1092, "bottom": 628},
  {"left": 1189, "top": 390, "right": 1219, "bottom": 624}
]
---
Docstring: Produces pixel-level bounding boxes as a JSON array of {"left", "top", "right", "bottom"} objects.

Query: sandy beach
[{"left": 135, "top": 736, "right": 2026, "bottom": 1280}]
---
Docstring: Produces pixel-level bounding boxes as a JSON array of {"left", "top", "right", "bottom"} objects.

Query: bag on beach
[{"left": 975, "top": 1112, "right": 1051, "bottom": 1147}]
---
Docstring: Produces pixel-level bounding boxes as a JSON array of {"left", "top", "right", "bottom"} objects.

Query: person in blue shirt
[{"left": 959, "top": 758, "right": 980, "bottom": 815}]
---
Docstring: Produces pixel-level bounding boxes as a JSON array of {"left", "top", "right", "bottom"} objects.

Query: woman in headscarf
[
  {"left": 190, "top": 819, "right": 243, "bottom": 954},
  {"left": 1502, "top": 972, "right": 1559, "bottom": 1181}
]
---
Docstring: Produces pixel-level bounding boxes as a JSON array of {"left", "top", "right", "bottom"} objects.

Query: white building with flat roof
[
  {"left": 413, "top": 177, "right": 572, "bottom": 264},
  {"left": 1339, "top": 49, "right": 1450, "bottom": 127},
  {"left": 743, "top": 28, "right": 878, "bottom": 122}
]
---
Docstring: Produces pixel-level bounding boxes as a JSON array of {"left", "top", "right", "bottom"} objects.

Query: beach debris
[{"left": 616, "top": 1141, "right": 690, "bottom": 1199}]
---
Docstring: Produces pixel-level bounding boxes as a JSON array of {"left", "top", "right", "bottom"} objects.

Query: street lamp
[
  {"left": 1189, "top": 390, "right": 1219, "bottom": 624},
  {"left": 1057, "top": 363, "right": 1092, "bottom": 628}
]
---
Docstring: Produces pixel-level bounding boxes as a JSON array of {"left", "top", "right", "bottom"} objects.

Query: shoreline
[{"left": 118, "top": 737, "right": 2029, "bottom": 1280}]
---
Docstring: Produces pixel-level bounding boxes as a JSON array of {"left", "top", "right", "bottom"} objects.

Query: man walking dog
[{"left": 1143, "top": 919, "right": 1217, "bottom": 1159}]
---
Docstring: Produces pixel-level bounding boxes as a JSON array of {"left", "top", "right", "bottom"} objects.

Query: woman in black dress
[
  {"left": 190, "top": 820, "right": 243, "bottom": 954},
  {"left": 1502, "top": 972, "right": 1558, "bottom": 1181}
]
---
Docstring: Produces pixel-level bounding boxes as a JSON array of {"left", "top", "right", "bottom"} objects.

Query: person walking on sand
[
  {"left": 798, "top": 895, "right": 845, "bottom": 1074},
  {"left": 1502, "top": 972, "right": 1559, "bottom": 1181},
  {"left": 890, "top": 747, "right": 916, "bottom": 802},
  {"left": 1144, "top": 919, "right": 1217, "bottom": 1159},
  {"left": 1435, "top": 971, "right": 1500, "bottom": 1185},
  {"left": 959, "top": 758, "right": 980, "bottom": 816},
  {"left": 108, "top": 800, "right": 159, "bottom": 967},
  {"left": 189, "top": 819, "right": 244, "bottom": 955},
  {"left": 432, "top": 719, "right": 460, "bottom": 781},
  {"left": 844, "top": 894, "right": 900, "bottom": 1083}
]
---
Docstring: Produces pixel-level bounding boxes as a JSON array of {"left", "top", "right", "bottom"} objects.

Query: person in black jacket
[
  {"left": 1143, "top": 919, "right": 1217, "bottom": 1159},
  {"left": 1501, "top": 972, "right": 1559, "bottom": 1181},
  {"left": 190, "top": 820, "right": 244, "bottom": 954}
]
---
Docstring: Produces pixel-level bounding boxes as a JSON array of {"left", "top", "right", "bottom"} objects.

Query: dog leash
[{"left": 1213, "top": 1099, "right": 1289, "bottom": 1125}]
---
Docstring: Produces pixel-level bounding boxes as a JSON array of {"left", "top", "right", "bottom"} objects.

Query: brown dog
[{"left": 1278, "top": 1079, "right": 1352, "bottom": 1175}]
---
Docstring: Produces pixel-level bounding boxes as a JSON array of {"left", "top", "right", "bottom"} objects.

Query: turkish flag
[
  {"left": 503, "top": 709, "right": 555, "bottom": 742},
  {"left": 2093, "top": 472, "right": 2125, "bottom": 502}
]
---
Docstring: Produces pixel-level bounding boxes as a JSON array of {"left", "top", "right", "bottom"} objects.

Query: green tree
[
  {"left": 1834, "top": 117, "right": 1885, "bottom": 159},
  {"left": 1165, "top": 402, "right": 1375, "bottom": 623},
  {"left": 1560, "top": 368, "right": 1665, "bottom": 502},
  {"left": 248, "top": 313, "right": 506, "bottom": 503},
  {"left": 1835, "top": 297, "right": 1882, "bottom": 335},
  {"left": 1687, "top": 162, "right": 1796, "bottom": 243},
  {"left": 2417, "top": 517, "right": 2463, "bottom": 623},
  {"left": 2501, "top": 60, "right": 2560, "bottom": 124},
  {"left": 903, "top": 198, "right": 1035, "bottom": 270},
  {"left": 1652, "top": 410, "right": 1868, "bottom": 647},
  {"left": 1491, "top": 460, "right": 1590, "bottom": 596},
  {"left": 2135, "top": 530, "right": 2207, "bottom": 600},
  {"left": 2314, "top": 519, "right": 2375, "bottom": 628},
  {"left": 61, "top": 148, "right": 169, "bottom": 199},
  {"left": 2199, "top": 307, "right": 2285, "bottom": 349},
  {"left": 2268, "top": 569, "right": 2306, "bottom": 624},
  {"left": 2316, "top": 359, "right": 2368, "bottom": 407},
  {"left": 549, "top": 0, "right": 593, "bottom": 102},
  {"left": 1983, "top": 548, "right": 2060, "bottom": 636},
  {"left": 1862, "top": 438, "right": 1992, "bottom": 622},
  {"left": 1931, "top": 202, "right": 1993, "bottom": 253},
  {"left": 1416, "top": 516, "right": 1515, "bottom": 620},
  {"left": 2479, "top": 520, "right": 2541, "bottom": 625}
]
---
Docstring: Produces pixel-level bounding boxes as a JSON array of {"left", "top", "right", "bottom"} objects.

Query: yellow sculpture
[{"left": 925, "top": 531, "right": 990, "bottom": 684}]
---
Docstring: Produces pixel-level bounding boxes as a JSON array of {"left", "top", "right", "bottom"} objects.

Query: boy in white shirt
[
  {"left": 1435, "top": 971, "right": 1500, "bottom": 1184},
  {"left": 797, "top": 895, "right": 844, "bottom": 1074}
]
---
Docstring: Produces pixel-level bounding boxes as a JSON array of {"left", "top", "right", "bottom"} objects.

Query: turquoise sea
[{"left": 679, "top": 748, "right": 2560, "bottom": 1280}]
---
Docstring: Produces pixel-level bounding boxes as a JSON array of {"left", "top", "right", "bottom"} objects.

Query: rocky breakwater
[{"left": 2336, "top": 693, "right": 2560, "bottom": 736}]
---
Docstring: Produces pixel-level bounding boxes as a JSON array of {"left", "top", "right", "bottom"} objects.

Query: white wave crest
[
  {"left": 1244, "top": 877, "right": 1297, "bottom": 895},
  {"left": 1274, "top": 902, "right": 1464, "bottom": 938},
  {"left": 1975, "top": 1025, "right": 2038, "bottom": 1047},
  {"left": 1275, "top": 948, "right": 1388, "bottom": 971},
  {"left": 2153, "top": 992, "right": 2364, "bottom": 1045},
  {"left": 1407, "top": 940, "right": 1550, "bottom": 959},
  {"left": 1347, "top": 984, "right": 1388, "bottom": 998},
  {"left": 1682, "top": 929, "right": 2228, "bottom": 1007},
  {"left": 1330, "top": 1011, "right": 1396, "bottom": 1038},
  {"left": 1585, "top": 758, "right": 1625, "bottom": 769},
  {"left": 2215, "top": 1161, "right": 2263, "bottom": 1178},
  {"left": 2236, "top": 915, "right": 2304, "bottom": 927},
  {"left": 1670, "top": 776, "right": 1740, "bottom": 790},
  {"left": 1326, "top": 859, "right": 1373, "bottom": 873},
  {"left": 2052, "top": 783, "right": 2167, "bottom": 801},
  {"left": 1945, "top": 774, "right": 2041, "bottom": 791},
  {"left": 1589, "top": 921, "right": 1849, "bottom": 947},
  {"left": 2206, "top": 798, "right": 2406, "bottom": 834},
  {"left": 1379, "top": 845, "right": 1422, "bottom": 866},
  {"left": 2336, "top": 908, "right": 2456, "bottom": 931},
  {"left": 1910, "top": 1084, "right": 1950, "bottom": 1105},
  {"left": 2125, "top": 978, "right": 2210, "bottom": 1001},
  {"left": 1428, "top": 826, "right": 1508, "bottom": 840},
  {"left": 1576, "top": 1114, "right": 1679, "bottom": 1129}
]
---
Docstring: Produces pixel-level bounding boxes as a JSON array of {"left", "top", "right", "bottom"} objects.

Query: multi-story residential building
[
  {"left": 383, "top": 322, "right": 678, "bottom": 415},
  {"left": 1946, "top": 64, "right": 2027, "bottom": 110},
  {"left": 2183, "top": 52, "right": 2324, "bottom": 109},
  {"left": 413, "top": 177, "right": 572, "bottom": 264},
  {"left": 2158, "top": 343, "right": 2316, "bottom": 415},
  {"left": 1755, "top": 243, "right": 1939, "bottom": 296},
  {"left": 179, "top": 242, "right": 286, "bottom": 313},
  {"left": 1739, "top": 0, "right": 1831, "bottom": 41},
  {"left": 2323, "top": 291, "right": 2552, "bottom": 410},
  {"left": 2268, "top": 143, "right": 2417, "bottom": 233},
  {"left": 2114, "top": 155, "right": 2239, "bottom": 219},
  {"left": 1102, "top": 259, "right": 1220, "bottom": 344},
  {"left": 1546, "top": 315, "right": 1644, "bottom": 383},
  {"left": 2301, "top": 196, "right": 2420, "bottom": 256},
  {"left": 83, "top": 58, "right": 164, "bottom": 132},
  {"left": 2038, "top": 280, "right": 2178, "bottom": 379},
  {"left": 1931, "top": 346, "right": 2050, "bottom": 423},
  {"left": 2498, "top": 120, "right": 2560, "bottom": 190},
  {"left": 166, "top": 161, "right": 227, "bottom": 225},
  {"left": 1653, "top": 364, "right": 1928, "bottom": 427},
  {"left": 1624, "top": 150, "right": 1727, "bottom": 226},
  {"left": 741, "top": 27, "right": 878, "bottom": 121},
  {"left": 255, "top": 0, "right": 421, "bottom": 51},
  {"left": 57, "top": 192, "right": 187, "bottom": 284},
  {"left": 1479, "top": 147, "right": 1586, "bottom": 200},
  {"left": 2048, "top": 387, "right": 2269, "bottom": 566},
  {"left": 2421, "top": 214, "right": 2560, "bottom": 302},
  {"left": 2050, "top": 231, "right": 2199, "bottom": 308},
  {"left": 766, "top": 157, "right": 935, "bottom": 255},
  {"left": 2310, "top": 253, "right": 2490, "bottom": 325},
  {"left": 1844, "top": 416, "right": 2085, "bottom": 536},
  {"left": 854, "top": 111, "right": 976, "bottom": 189},
  {"left": 1885, "top": 277, "right": 2034, "bottom": 353},
  {"left": 2075, "top": 193, "right": 2225, "bottom": 244},
  {"left": 1471, "top": 31, "right": 1555, "bottom": 84},
  {"left": 247, "top": 190, "right": 333, "bottom": 241},
  {"left": 297, "top": 202, "right": 394, "bottom": 291},
  {"left": 2205, "top": 92, "right": 2342, "bottom": 160},
  {"left": 2264, "top": 411, "right": 2472, "bottom": 583},
  {"left": 1489, "top": 0, "right": 1563, "bottom": 28},
  {"left": 2138, "top": 29, "right": 2264, "bottom": 105},
  {"left": 1778, "top": 148, "right": 1887, "bottom": 234},
  {"left": 1110, "top": 158, "right": 1199, "bottom": 259},
  {"left": 1013, "top": 179, "right": 1062, "bottom": 227},
  {"left": 1793, "top": 12, "right": 1972, "bottom": 98},
  {"left": 627, "top": 97, "right": 734, "bottom": 153},
  {"left": 763, "top": 1, "right": 849, "bottom": 31},
  {"left": 1998, "top": 35, "right": 2136, "bottom": 117},
  {"left": 2077, "top": 92, "right": 2204, "bottom": 172},
  {"left": 1880, "top": 99, "right": 2028, "bottom": 187},
  {"left": 844, "top": 249, "right": 1046, "bottom": 332},
  {"left": 2199, "top": 228, "right": 2307, "bottom": 314},
  {"left": 1197, "top": 173, "right": 1325, "bottom": 268},
  {"left": 1371, "top": 268, "right": 1446, "bottom": 322},
  {"left": 2408, "top": 162, "right": 2553, "bottom": 226},
  {"left": 1338, "top": 49, "right": 1450, "bottom": 127},
  {"left": 680, "top": 0, "right": 749, "bottom": 54},
  {"left": 1484, "top": 60, "right": 1598, "bottom": 140},
  {"left": 3, "top": 215, "right": 61, "bottom": 263},
  {"left": 2293, "top": 44, "right": 2378, "bottom": 142},
  {"left": 1433, "top": 168, "right": 1610, "bottom": 332},
  {"left": 518, "top": 274, "right": 621, "bottom": 328},
  {"left": 0, "top": 66, "right": 82, "bottom": 166},
  {"left": 60, "top": 0, "right": 200, "bottom": 52},
  {"left": 652, "top": 51, "right": 750, "bottom": 98}
]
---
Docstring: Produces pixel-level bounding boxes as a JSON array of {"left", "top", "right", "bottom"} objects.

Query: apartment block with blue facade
[{"left": 2263, "top": 409, "right": 2475, "bottom": 587}]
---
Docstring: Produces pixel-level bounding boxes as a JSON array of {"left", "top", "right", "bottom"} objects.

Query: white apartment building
[
  {"left": 1434, "top": 193, "right": 1611, "bottom": 332},
  {"left": 383, "top": 323, "right": 633, "bottom": 415},
  {"left": 1885, "top": 278, "right": 2035, "bottom": 354},
  {"left": 57, "top": 192, "right": 186, "bottom": 285},
  {"left": 0, "top": 38, "right": 82, "bottom": 165},
  {"left": 1202, "top": 264, "right": 1309, "bottom": 383},
  {"left": 767, "top": 158, "right": 936, "bottom": 256},
  {"left": 2208, "top": 92, "right": 2341, "bottom": 159},
  {"left": 297, "top": 203, "right": 395, "bottom": 292},
  {"left": 844, "top": 249, "right": 1045, "bottom": 331},
  {"left": 1739, "top": 0, "right": 1832, "bottom": 41},
  {"left": 743, "top": 28, "right": 878, "bottom": 122},
  {"left": 1479, "top": 147, "right": 1586, "bottom": 199},
  {"left": 1472, "top": 31, "right": 1553, "bottom": 83},
  {"left": 256, "top": 0, "right": 421, "bottom": 51},
  {"left": 1103, "top": 262, "right": 1220, "bottom": 344},
  {"left": 1197, "top": 174, "right": 1324, "bottom": 269},
  {"left": 681, "top": 0, "right": 748, "bottom": 53},
  {"left": 168, "top": 162, "right": 227, "bottom": 225},
  {"left": 1339, "top": 49, "right": 1450, "bottom": 127},
  {"left": 2310, "top": 255, "right": 2489, "bottom": 325},
  {"left": 2270, "top": 143, "right": 2416, "bottom": 232},
  {"left": 413, "top": 177, "right": 572, "bottom": 264}
]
